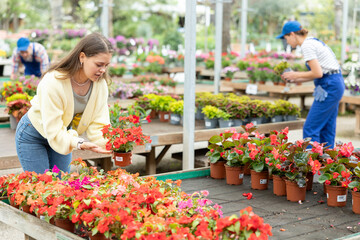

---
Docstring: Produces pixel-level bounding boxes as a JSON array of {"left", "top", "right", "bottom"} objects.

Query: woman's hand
[
  {"left": 282, "top": 71, "right": 298, "bottom": 83},
  {"left": 79, "top": 142, "right": 112, "bottom": 154}
]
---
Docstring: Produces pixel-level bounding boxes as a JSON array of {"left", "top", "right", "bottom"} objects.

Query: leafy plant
[
  {"left": 202, "top": 105, "right": 224, "bottom": 119},
  {"left": 273, "top": 61, "right": 290, "bottom": 75},
  {"left": 169, "top": 100, "right": 184, "bottom": 115}
]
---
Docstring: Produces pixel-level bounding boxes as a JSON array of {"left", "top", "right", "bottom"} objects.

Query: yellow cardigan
[{"left": 28, "top": 71, "right": 110, "bottom": 155}]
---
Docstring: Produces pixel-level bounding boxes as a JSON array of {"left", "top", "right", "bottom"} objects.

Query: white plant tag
[
  {"left": 260, "top": 179, "right": 267, "bottom": 184},
  {"left": 337, "top": 195, "right": 346, "bottom": 202},
  {"left": 116, "top": 156, "right": 123, "bottom": 162},
  {"left": 239, "top": 173, "right": 244, "bottom": 179},
  {"left": 327, "top": 193, "right": 329, "bottom": 198},
  {"left": 205, "top": 121, "right": 211, "bottom": 127},
  {"left": 171, "top": 115, "right": 180, "bottom": 121},
  {"left": 164, "top": 114, "right": 169, "bottom": 120},
  {"left": 246, "top": 84, "right": 258, "bottom": 95}
]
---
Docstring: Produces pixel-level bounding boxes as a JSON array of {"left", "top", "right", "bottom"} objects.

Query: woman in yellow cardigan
[{"left": 15, "top": 32, "right": 114, "bottom": 173}]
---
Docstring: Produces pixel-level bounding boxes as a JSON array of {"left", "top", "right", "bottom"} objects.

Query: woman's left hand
[{"left": 80, "top": 142, "right": 112, "bottom": 154}]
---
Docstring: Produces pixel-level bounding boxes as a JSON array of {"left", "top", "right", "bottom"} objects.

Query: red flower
[{"left": 325, "top": 180, "right": 331, "bottom": 185}]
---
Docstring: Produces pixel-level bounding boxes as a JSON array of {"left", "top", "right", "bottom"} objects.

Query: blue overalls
[
  {"left": 303, "top": 38, "right": 345, "bottom": 148},
  {"left": 20, "top": 43, "right": 42, "bottom": 77}
]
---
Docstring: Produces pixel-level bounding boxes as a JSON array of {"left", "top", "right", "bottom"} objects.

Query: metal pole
[
  {"left": 341, "top": 0, "right": 349, "bottom": 64},
  {"left": 183, "top": 0, "right": 197, "bottom": 170},
  {"left": 351, "top": 0, "right": 358, "bottom": 47},
  {"left": 240, "top": 0, "right": 248, "bottom": 58},
  {"left": 101, "top": 0, "right": 109, "bottom": 38},
  {"left": 214, "top": 0, "right": 223, "bottom": 94}
]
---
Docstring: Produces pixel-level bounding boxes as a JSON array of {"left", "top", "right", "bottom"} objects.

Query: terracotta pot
[
  {"left": 258, "top": 81, "right": 265, "bottom": 84},
  {"left": 306, "top": 172, "right": 314, "bottom": 191},
  {"left": 244, "top": 162, "right": 251, "bottom": 175},
  {"left": 113, "top": 152, "right": 132, "bottom": 167},
  {"left": 250, "top": 170, "right": 269, "bottom": 190},
  {"left": 273, "top": 82, "right": 279, "bottom": 85},
  {"left": 150, "top": 110, "right": 158, "bottom": 119},
  {"left": 273, "top": 175, "right": 286, "bottom": 196},
  {"left": 158, "top": 111, "right": 170, "bottom": 122},
  {"left": 285, "top": 180, "right": 306, "bottom": 202},
  {"left": 88, "top": 232, "right": 111, "bottom": 240},
  {"left": 210, "top": 161, "right": 226, "bottom": 179},
  {"left": 279, "top": 82, "right": 286, "bottom": 86},
  {"left": 323, "top": 183, "right": 327, "bottom": 195},
  {"left": 55, "top": 218, "right": 75, "bottom": 233},
  {"left": 21, "top": 205, "right": 36, "bottom": 216},
  {"left": 326, "top": 185, "right": 347, "bottom": 207},
  {"left": 352, "top": 191, "right": 360, "bottom": 214},
  {"left": 9, "top": 197, "right": 19, "bottom": 209},
  {"left": 225, "top": 77, "right": 232, "bottom": 81},
  {"left": 225, "top": 164, "right": 244, "bottom": 185}
]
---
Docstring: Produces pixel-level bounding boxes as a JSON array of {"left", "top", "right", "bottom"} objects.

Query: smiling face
[{"left": 79, "top": 52, "right": 112, "bottom": 82}]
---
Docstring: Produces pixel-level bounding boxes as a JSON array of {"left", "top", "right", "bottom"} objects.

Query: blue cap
[
  {"left": 17, "top": 37, "right": 30, "bottom": 51},
  {"left": 276, "top": 21, "right": 302, "bottom": 39}
]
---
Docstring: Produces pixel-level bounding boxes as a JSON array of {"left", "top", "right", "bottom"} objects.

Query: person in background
[
  {"left": 276, "top": 21, "right": 344, "bottom": 148},
  {"left": 10, "top": 37, "right": 49, "bottom": 79},
  {"left": 15, "top": 32, "right": 113, "bottom": 174}
]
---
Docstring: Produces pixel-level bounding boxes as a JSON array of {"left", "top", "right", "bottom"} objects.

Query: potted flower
[
  {"left": 5, "top": 93, "right": 32, "bottom": 129},
  {"left": 145, "top": 54, "right": 165, "bottom": 74},
  {"left": 130, "top": 63, "right": 143, "bottom": 77},
  {"left": 205, "top": 57, "right": 214, "bottom": 69},
  {"left": 169, "top": 100, "right": 183, "bottom": 125},
  {"left": 349, "top": 163, "right": 360, "bottom": 214},
  {"left": 109, "top": 64, "right": 127, "bottom": 77},
  {"left": 222, "top": 66, "right": 239, "bottom": 81},
  {"left": 273, "top": 61, "right": 291, "bottom": 86},
  {"left": 318, "top": 142, "right": 353, "bottom": 207},
  {"left": 246, "top": 66, "right": 257, "bottom": 83},
  {"left": 159, "top": 76, "right": 177, "bottom": 88},
  {"left": 102, "top": 116, "right": 152, "bottom": 167}
]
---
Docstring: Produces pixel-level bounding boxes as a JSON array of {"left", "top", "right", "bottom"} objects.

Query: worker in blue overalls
[
  {"left": 276, "top": 21, "right": 344, "bottom": 148},
  {"left": 10, "top": 37, "right": 50, "bottom": 80}
]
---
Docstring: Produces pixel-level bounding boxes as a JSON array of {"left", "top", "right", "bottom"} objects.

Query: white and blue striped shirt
[{"left": 301, "top": 37, "right": 340, "bottom": 74}]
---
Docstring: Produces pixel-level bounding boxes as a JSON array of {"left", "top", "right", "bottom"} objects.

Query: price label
[
  {"left": 116, "top": 156, "right": 123, "bottom": 162},
  {"left": 337, "top": 195, "right": 347, "bottom": 202},
  {"left": 246, "top": 84, "right": 258, "bottom": 95},
  {"left": 205, "top": 121, "right": 211, "bottom": 127},
  {"left": 171, "top": 115, "right": 180, "bottom": 121},
  {"left": 260, "top": 179, "right": 267, "bottom": 184},
  {"left": 239, "top": 173, "right": 244, "bottom": 179},
  {"left": 164, "top": 114, "right": 169, "bottom": 120}
]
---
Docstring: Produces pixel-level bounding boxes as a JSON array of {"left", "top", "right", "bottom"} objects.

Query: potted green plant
[
  {"left": 236, "top": 60, "right": 250, "bottom": 71},
  {"left": 169, "top": 100, "right": 183, "bottom": 125},
  {"left": 273, "top": 61, "right": 291, "bottom": 86},
  {"left": 201, "top": 105, "right": 224, "bottom": 129},
  {"left": 349, "top": 163, "right": 360, "bottom": 214},
  {"left": 151, "top": 95, "right": 177, "bottom": 122}
]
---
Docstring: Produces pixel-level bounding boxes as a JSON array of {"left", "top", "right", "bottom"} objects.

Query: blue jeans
[{"left": 15, "top": 113, "right": 71, "bottom": 174}]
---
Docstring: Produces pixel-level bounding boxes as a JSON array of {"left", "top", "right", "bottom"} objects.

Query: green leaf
[
  {"left": 82, "top": 185, "right": 93, "bottom": 190},
  {"left": 209, "top": 135, "right": 222, "bottom": 144},
  {"left": 318, "top": 173, "right": 331, "bottom": 183},
  {"left": 83, "top": 199, "right": 91, "bottom": 206},
  {"left": 293, "top": 152, "right": 309, "bottom": 166},
  {"left": 92, "top": 226, "right": 98, "bottom": 236},
  {"left": 349, "top": 181, "right": 360, "bottom": 189},
  {"left": 251, "top": 162, "right": 264, "bottom": 172},
  {"left": 209, "top": 153, "right": 221, "bottom": 163},
  {"left": 223, "top": 141, "right": 235, "bottom": 149}
]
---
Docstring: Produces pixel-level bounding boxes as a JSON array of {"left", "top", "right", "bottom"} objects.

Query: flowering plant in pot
[
  {"left": 108, "top": 64, "right": 127, "bottom": 77},
  {"left": 102, "top": 115, "right": 151, "bottom": 166},
  {"left": 145, "top": 54, "right": 165, "bottom": 74},
  {"left": 5, "top": 93, "right": 32, "bottom": 122},
  {"left": 130, "top": 63, "right": 143, "bottom": 76},
  {"left": 349, "top": 163, "right": 360, "bottom": 214},
  {"left": 222, "top": 66, "right": 239, "bottom": 80},
  {"left": 102, "top": 115, "right": 151, "bottom": 153}
]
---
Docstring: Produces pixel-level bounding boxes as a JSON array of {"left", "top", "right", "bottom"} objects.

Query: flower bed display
[{"left": 0, "top": 159, "right": 272, "bottom": 239}]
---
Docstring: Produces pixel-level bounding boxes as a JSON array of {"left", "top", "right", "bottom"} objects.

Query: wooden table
[
  {"left": 0, "top": 119, "right": 305, "bottom": 175},
  {"left": 339, "top": 95, "right": 360, "bottom": 135},
  {"left": 223, "top": 81, "right": 314, "bottom": 110}
]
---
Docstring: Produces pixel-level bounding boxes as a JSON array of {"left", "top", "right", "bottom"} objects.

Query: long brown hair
[{"left": 44, "top": 32, "right": 114, "bottom": 84}]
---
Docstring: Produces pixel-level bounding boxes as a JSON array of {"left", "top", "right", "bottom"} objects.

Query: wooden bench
[{"left": 339, "top": 95, "right": 360, "bottom": 135}]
